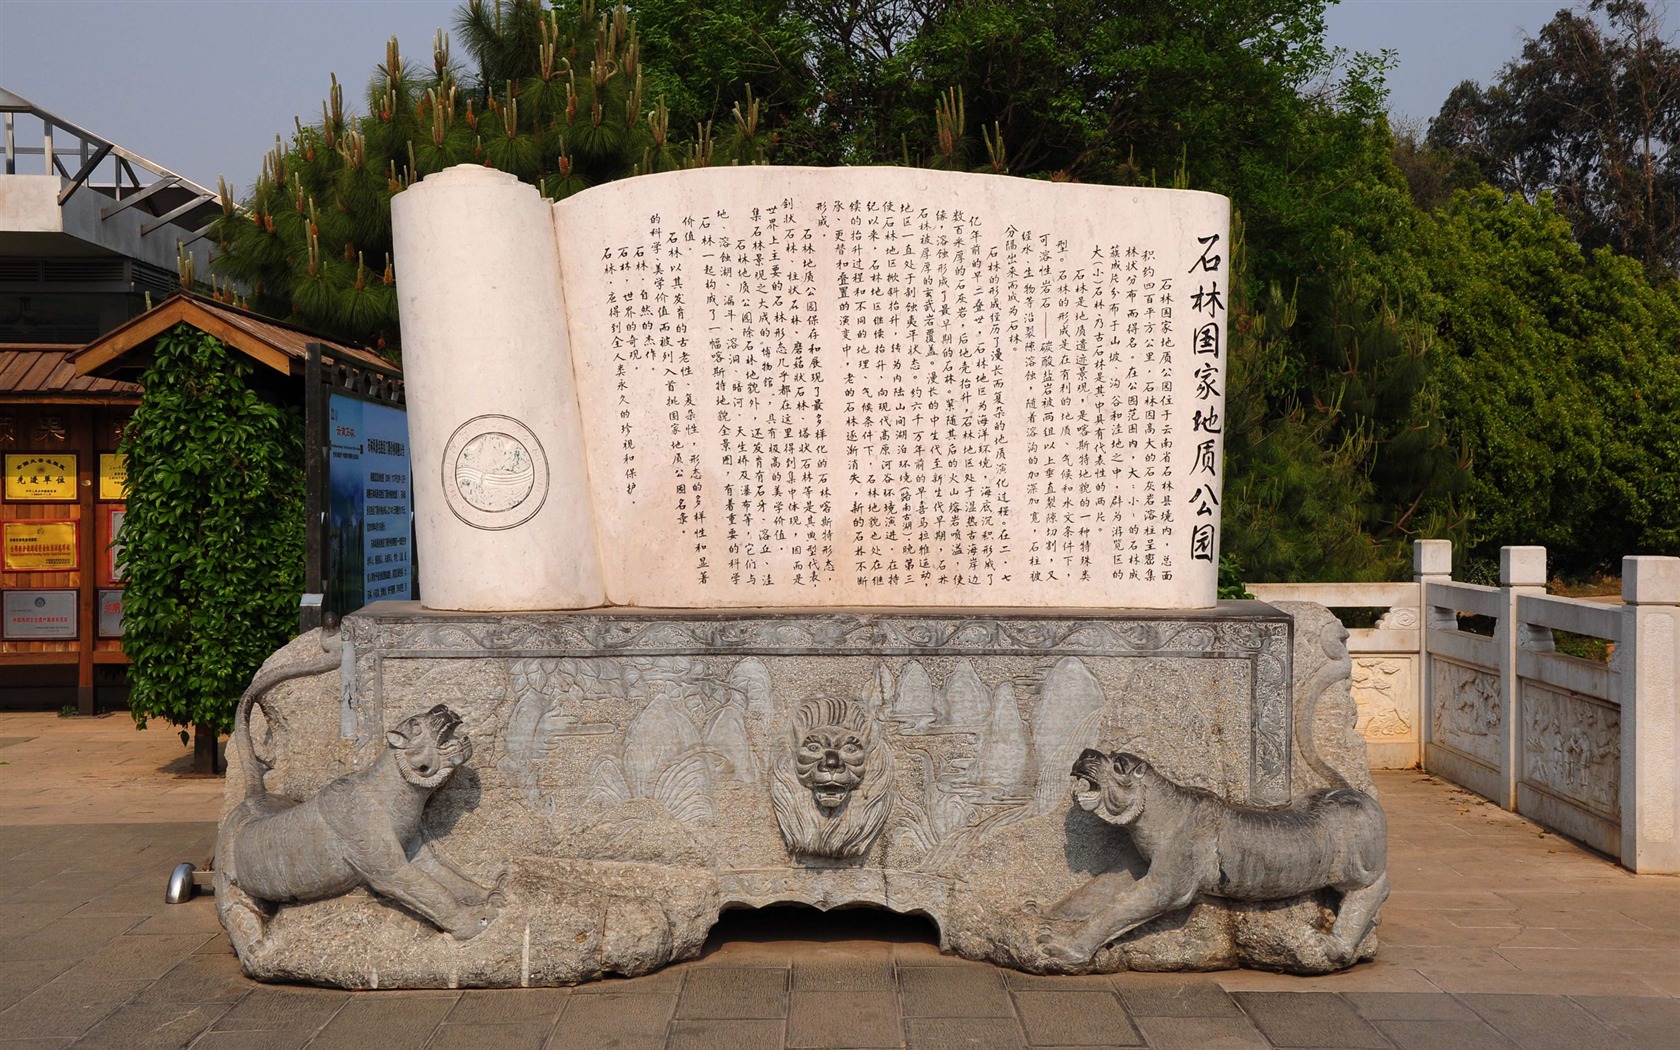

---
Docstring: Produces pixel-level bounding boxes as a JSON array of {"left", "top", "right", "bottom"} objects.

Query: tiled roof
[{"left": 0, "top": 346, "right": 141, "bottom": 398}]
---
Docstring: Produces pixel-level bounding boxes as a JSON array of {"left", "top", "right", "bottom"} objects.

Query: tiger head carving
[
  {"left": 1069, "top": 747, "right": 1147, "bottom": 826},
  {"left": 772, "top": 695, "right": 895, "bottom": 860},
  {"left": 390, "top": 704, "right": 474, "bottom": 790}
]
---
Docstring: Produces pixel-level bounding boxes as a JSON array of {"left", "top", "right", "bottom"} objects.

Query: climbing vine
[{"left": 118, "top": 324, "right": 304, "bottom": 771}]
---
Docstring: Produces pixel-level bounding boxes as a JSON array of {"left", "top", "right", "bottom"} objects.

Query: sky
[{"left": 0, "top": 0, "right": 1583, "bottom": 193}]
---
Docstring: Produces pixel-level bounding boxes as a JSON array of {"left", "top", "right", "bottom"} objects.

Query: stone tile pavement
[{"left": 0, "top": 711, "right": 1677, "bottom": 1048}]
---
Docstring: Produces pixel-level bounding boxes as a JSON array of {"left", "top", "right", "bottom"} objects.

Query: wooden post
[
  {"left": 302, "top": 343, "right": 325, "bottom": 633},
  {"left": 75, "top": 406, "right": 96, "bottom": 716}
]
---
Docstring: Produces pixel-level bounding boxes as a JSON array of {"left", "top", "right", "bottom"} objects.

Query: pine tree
[{"left": 210, "top": 1, "right": 768, "bottom": 351}]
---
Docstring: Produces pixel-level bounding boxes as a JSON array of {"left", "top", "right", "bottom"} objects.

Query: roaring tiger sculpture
[
  {"left": 217, "top": 636, "right": 501, "bottom": 945},
  {"left": 1033, "top": 747, "right": 1388, "bottom": 970}
]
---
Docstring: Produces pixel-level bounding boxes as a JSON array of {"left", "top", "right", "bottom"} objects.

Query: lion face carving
[
  {"left": 794, "top": 723, "right": 867, "bottom": 810},
  {"left": 391, "top": 704, "right": 474, "bottom": 789},
  {"left": 772, "top": 696, "right": 895, "bottom": 860}
]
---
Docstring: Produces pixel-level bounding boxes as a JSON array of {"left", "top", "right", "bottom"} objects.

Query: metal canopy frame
[{"left": 1, "top": 86, "right": 219, "bottom": 244}]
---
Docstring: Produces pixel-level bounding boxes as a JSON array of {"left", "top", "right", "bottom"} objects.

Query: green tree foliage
[
  {"left": 1221, "top": 204, "right": 1467, "bottom": 582},
  {"left": 629, "top": 0, "right": 817, "bottom": 153},
  {"left": 1417, "top": 187, "right": 1680, "bottom": 574},
  {"left": 629, "top": 1, "right": 1338, "bottom": 180},
  {"left": 1428, "top": 0, "right": 1680, "bottom": 276},
  {"left": 118, "top": 326, "right": 305, "bottom": 772},
  {"left": 1388, "top": 118, "right": 1485, "bottom": 212},
  {"left": 1221, "top": 272, "right": 1383, "bottom": 581}
]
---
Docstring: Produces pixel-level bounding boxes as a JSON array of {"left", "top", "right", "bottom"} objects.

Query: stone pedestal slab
[{"left": 218, "top": 601, "right": 1381, "bottom": 986}]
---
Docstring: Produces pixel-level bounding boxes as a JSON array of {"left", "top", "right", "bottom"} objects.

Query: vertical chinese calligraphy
[{"left": 560, "top": 169, "right": 1228, "bottom": 608}]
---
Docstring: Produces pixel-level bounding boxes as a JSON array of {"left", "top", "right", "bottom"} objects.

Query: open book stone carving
[
  {"left": 392, "top": 165, "right": 1230, "bottom": 612},
  {"left": 218, "top": 168, "right": 1390, "bottom": 988}
]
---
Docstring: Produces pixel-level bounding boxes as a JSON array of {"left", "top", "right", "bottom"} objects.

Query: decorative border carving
[
  {"left": 345, "top": 607, "right": 1294, "bottom": 802},
  {"left": 440, "top": 414, "right": 549, "bottom": 530}
]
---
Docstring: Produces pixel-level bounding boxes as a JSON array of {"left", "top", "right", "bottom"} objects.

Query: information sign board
[
  {"left": 97, "top": 589, "right": 124, "bottom": 638},
  {"left": 98, "top": 453, "right": 128, "bottom": 500},
  {"left": 327, "top": 394, "right": 414, "bottom": 614},
  {"left": 2, "top": 589, "right": 77, "bottom": 640},
  {"left": 2, "top": 520, "right": 78, "bottom": 571},
  {"left": 4, "top": 453, "right": 77, "bottom": 501}
]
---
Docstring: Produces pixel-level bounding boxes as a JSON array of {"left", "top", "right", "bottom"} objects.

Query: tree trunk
[{"left": 193, "top": 722, "right": 222, "bottom": 775}]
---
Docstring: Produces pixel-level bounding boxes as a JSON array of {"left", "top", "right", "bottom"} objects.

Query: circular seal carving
[{"left": 441, "top": 414, "right": 548, "bottom": 530}]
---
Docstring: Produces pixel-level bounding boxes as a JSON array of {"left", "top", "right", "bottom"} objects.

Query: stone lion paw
[
  {"left": 450, "top": 903, "right": 499, "bottom": 941},
  {"left": 223, "top": 902, "right": 266, "bottom": 948},
  {"left": 486, "top": 870, "right": 511, "bottom": 907},
  {"left": 1322, "top": 934, "right": 1359, "bottom": 970},
  {"left": 1034, "top": 923, "right": 1092, "bottom": 966}
]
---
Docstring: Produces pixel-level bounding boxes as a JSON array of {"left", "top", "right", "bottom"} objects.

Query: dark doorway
[{"left": 702, "top": 903, "right": 940, "bottom": 958}]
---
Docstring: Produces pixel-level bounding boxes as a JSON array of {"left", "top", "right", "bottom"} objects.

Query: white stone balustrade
[
  {"left": 1257, "top": 541, "right": 1680, "bottom": 874},
  {"left": 1248, "top": 578, "right": 1424, "bottom": 771}
]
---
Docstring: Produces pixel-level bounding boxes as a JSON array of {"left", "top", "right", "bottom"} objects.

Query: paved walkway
[{"left": 0, "top": 712, "right": 1676, "bottom": 1049}]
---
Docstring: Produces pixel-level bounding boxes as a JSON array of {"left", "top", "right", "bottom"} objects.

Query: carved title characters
[
  {"left": 217, "top": 636, "right": 502, "bottom": 950},
  {"left": 772, "top": 695, "right": 896, "bottom": 860},
  {"left": 1032, "top": 748, "right": 1388, "bottom": 972}
]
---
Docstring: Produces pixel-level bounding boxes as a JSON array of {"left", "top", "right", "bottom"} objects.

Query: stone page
[
  {"left": 555, "top": 167, "right": 1228, "bottom": 609},
  {"left": 391, "top": 166, "right": 606, "bottom": 611}
]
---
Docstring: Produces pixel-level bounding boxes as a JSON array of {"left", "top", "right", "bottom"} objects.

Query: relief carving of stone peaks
[
  {"left": 582, "top": 656, "right": 764, "bottom": 826},
  {"left": 887, "top": 661, "right": 1028, "bottom": 792},
  {"left": 490, "top": 646, "right": 1286, "bottom": 870}
]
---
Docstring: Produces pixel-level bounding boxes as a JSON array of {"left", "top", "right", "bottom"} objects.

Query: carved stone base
[{"left": 218, "top": 601, "right": 1382, "bottom": 986}]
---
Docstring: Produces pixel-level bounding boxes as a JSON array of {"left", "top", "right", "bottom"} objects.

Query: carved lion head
[
  {"left": 1069, "top": 748, "right": 1148, "bottom": 826},
  {"left": 772, "top": 695, "right": 895, "bottom": 860},
  {"left": 388, "top": 704, "right": 473, "bottom": 789},
  {"left": 793, "top": 699, "right": 871, "bottom": 810}
]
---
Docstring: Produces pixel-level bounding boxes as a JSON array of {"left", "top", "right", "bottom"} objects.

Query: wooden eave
[
  {"left": 69, "top": 293, "right": 395, "bottom": 384},
  {"left": 0, "top": 345, "right": 142, "bottom": 403}
]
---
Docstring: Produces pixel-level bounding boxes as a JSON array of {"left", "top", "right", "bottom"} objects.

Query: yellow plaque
[
  {"left": 4, "top": 453, "right": 78, "bottom": 501},
  {"left": 98, "top": 453, "right": 128, "bottom": 500},
  {"left": 2, "top": 520, "right": 79, "bottom": 571}
]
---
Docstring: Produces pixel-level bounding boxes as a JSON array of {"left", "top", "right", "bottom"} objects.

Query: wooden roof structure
[
  {"left": 70, "top": 293, "right": 396, "bottom": 385},
  {"left": 0, "top": 346, "right": 141, "bottom": 402}
]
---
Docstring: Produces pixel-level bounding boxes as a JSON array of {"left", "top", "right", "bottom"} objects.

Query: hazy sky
[{"left": 1, "top": 0, "right": 1579, "bottom": 193}]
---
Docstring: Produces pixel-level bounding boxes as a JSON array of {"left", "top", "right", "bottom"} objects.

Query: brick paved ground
[{"left": 1, "top": 712, "right": 1677, "bottom": 1048}]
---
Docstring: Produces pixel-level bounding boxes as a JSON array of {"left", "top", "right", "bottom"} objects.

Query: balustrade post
[
  {"left": 1620, "top": 556, "right": 1680, "bottom": 873},
  {"left": 1414, "top": 540, "right": 1453, "bottom": 768},
  {"left": 1497, "top": 546, "right": 1549, "bottom": 810}
]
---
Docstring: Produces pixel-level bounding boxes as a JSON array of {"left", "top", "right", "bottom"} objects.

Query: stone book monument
[{"left": 215, "top": 165, "right": 1385, "bottom": 988}]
